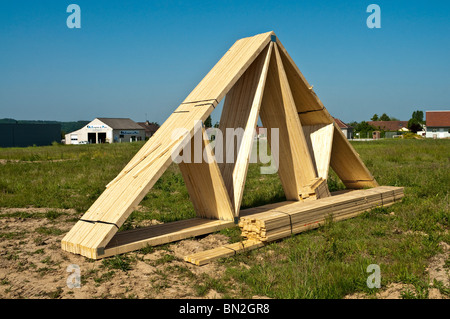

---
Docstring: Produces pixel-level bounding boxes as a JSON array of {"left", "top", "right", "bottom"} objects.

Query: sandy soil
[
  {"left": 0, "top": 207, "right": 448, "bottom": 299},
  {"left": 0, "top": 207, "right": 232, "bottom": 299}
]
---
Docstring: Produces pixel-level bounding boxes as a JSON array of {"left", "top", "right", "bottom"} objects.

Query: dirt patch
[
  {"left": 345, "top": 282, "right": 419, "bottom": 299},
  {"left": 170, "top": 234, "right": 230, "bottom": 259},
  {"left": 130, "top": 219, "right": 163, "bottom": 228},
  {"left": 0, "top": 209, "right": 232, "bottom": 299},
  {"left": 0, "top": 207, "right": 77, "bottom": 215},
  {"left": 427, "top": 242, "right": 450, "bottom": 287},
  {"left": 0, "top": 159, "right": 75, "bottom": 165},
  {"left": 378, "top": 283, "right": 417, "bottom": 299},
  {"left": 2, "top": 206, "right": 447, "bottom": 299}
]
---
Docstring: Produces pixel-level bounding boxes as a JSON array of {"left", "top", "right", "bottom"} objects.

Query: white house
[
  {"left": 425, "top": 111, "right": 450, "bottom": 139},
  {"left": 65, "top": 118, "right": 145, "bottom": 144},
  {"left": 333, "top": 118, "right": 354, "bottom": 139}
]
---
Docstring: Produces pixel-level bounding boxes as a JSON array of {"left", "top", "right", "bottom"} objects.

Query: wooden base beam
[{"left": 94, "top": 218, "right": 234, "bottom": 259}]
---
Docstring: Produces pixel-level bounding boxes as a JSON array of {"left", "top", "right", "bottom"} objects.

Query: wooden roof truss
[{"left": 62, "top": 32, "right": 378, "bottom": 259}]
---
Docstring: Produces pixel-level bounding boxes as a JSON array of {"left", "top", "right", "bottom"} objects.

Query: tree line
[
  {"left": 348, "top": 110, "right": 425, "bottom": 136},
  {"left": 204, "top": 110, "right": 425, "bottom": 137}
]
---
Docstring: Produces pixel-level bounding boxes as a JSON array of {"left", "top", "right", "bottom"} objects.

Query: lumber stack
[
  {"left": 300, "top": 177, "right": 330, "bottom": 200},
  {"left": 184, "top": 187, "right": 404, "bottom": 266},
  {"left": 239, "top": 186, "right": 404, "bottom": 242}
]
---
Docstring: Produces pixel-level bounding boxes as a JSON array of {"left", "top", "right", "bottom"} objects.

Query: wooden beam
[
  {"left": 178, "top": 128, "right": 234, "bottom": 221},
  {"left": 184, "top": 240, "right": 264, "bottom": 266},
  {"left": 274, "top": 39, "right": 333, "bottom": 125},
  {"left": 101, "top": 218, "right": 234, "bottom": 259},
  {"left": 184, "top": 32, "right": 275, "bottom": 105},
  {"left": 218, "top": 43, "right": 273, "bottom": 216},
  {"left": 302, "top": 124, "right": 334, "bottom": 180},
  {"left": 330, "top": 124, "right": 379, "bottom": 189},
  {"left": 275, "top": 38, "right": 378, "bottom": 189},
  {"left": 259, "top": 43, "right": 317, "bottom": 200}
]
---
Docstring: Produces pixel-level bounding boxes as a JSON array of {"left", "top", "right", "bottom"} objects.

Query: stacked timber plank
[
  {"left": 300, "top": 177, "right": 331, "bottom": 200},
  {"left": 239, "top": 186, "right": 404, "bottom": 242},
  {"left": 184, "top": 187, "right": 404, "bottom": 265}
]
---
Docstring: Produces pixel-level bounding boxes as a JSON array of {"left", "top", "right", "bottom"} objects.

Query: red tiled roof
[
  {"left": 426, "top": 111, "right": 450, "bottom": 127},
  {"left": 368, "top": 121, "right": 408, "bottom": 131},
  {"left": 333, "top": 118, "right": 352, "bottom": 129},
  {"left": 137, "top": 121, "right": 159, "bottom": 132}
]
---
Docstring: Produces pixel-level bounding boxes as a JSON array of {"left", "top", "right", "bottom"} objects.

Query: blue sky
[{"left": 1, "top": 0, "right": 449, "bottom": 124}]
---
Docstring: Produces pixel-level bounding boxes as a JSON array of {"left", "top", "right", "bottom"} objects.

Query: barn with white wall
[{"left": 65, "top": 118, "right": 145, "bottom": 144}]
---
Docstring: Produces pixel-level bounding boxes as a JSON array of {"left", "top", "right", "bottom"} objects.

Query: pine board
[
  {"left": 218, "top": 43, "right": 273, "bottom": 215},
  {"left": 101, "top": 218, "right": 235, "bottom": 259},
  {"left": 259, "top": 43, "right": 317, "bottom": 200},
  {"left": 178, "top": 128, "right": 234, "bottom": 221}
]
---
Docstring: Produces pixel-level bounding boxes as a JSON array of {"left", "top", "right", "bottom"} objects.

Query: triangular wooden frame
[{"left": 62, "top": 31, "right": 378, "bottom": 259}]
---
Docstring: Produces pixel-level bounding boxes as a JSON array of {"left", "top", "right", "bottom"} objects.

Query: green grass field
[{"left": 0, "top": 139, "right": 448, "bottom": 298}]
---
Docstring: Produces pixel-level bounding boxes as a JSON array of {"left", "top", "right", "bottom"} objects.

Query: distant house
[
  {"left": 333, "top": 118, "right": 354, "bottom": 139},
  {"left": 368, "top": 121, "right": 409, "bottom": 132},
  {"left": 137, "top": 121, "right": 160, "bottom": 139},
  {"left": 65, "top": 118, "right": 145, "bottom": 144},
  {"left": 425, "top": 111, "right": 450, "bottom": 139}
]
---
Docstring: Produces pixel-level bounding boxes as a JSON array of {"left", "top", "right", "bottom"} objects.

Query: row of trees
[
  {"left": 204, "top": 115, "right": 220, "bottom": 128},
  {"left": 349, "top": 110, "right": 425, "bottom": 136},
  {"left": 408, "top": 110, "right": 425, "bottom": 133},
  {"left": 370, "top": 113, "right": 399, "bottom": 121},
  {"left": 204, "top": 109, "right": 425, "bottom": 136},
  {"left": 348, "top": 120, "right": 377, "bottom": 137}
]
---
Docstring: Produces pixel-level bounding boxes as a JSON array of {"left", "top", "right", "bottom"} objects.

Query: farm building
[
  {"left": 0, "top": 123, "right": 61, "bottom": 147},
  {"left": 368, "top": 120, "right": 409, "bottom": 132},
  {"left": 137, "top": 121, "right": 160, "bottom": 139},
  {"left": 425, "top": 110, "right": 450, "bottom": 139},
  {"left": 65, "top": 118, "right": 145, "bottom": 144},
  {"left": 333, "top": 118, "right": 354, "bottom": 139}
]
